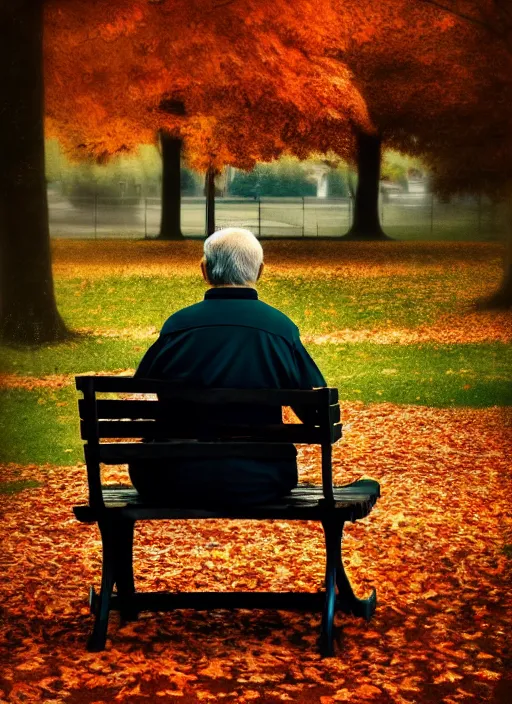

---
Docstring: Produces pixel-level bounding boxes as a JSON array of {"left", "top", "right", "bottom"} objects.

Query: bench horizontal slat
[
  {"left": 73, "top": 480, "right": 380, "bottom": 523},
  {"left": 105, "top": 591, "right": 326, "bottom": 613},
  {"left": 83, "top": 421, "right": 327, "bottom": 442},
  {"left": 80, "top": 400, "right": 160, "bottom": 420},
  {"left": 80, "top": 399, "right": 339, "bottom": 421},
  {"left": 98, "top": 441, "right": 302, "bottom": 463},
  {"left": 76, "top": 377, "right": 338, "bottom": 404}
]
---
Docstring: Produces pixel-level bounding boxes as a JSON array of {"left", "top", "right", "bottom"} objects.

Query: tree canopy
[{"left": 45, "top": 0, "right": 370, "bottom": 170}]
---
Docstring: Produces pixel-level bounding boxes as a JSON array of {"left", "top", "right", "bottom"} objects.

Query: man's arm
[{"left": 291, "top": 337, "right": 327, "bottom": 424}]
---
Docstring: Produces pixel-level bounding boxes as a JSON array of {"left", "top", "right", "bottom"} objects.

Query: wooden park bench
[{"left": 73, "top": 375, "right": 380, "bottom": 657}]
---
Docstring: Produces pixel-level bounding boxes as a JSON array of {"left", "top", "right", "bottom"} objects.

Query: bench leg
[
  {"left": 320, "top": 517, "right": 340, "bottom": 657},
  {"left": 87, "top": 520, "right": 115, "bottom": 652},
  {"left": 320, "top": 518, "right": 378, "bottom": 656},
  {"left": 334, "top": 520, "right": 377, "bottom": 621},
  {"left": 113, "top": 518, "right": 138, "bottom": 622}
]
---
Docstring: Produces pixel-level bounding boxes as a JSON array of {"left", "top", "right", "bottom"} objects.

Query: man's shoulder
[
  {"left": 160, "top": 298, "right": 299, "bottom": 341},
  {"left": 160, "top": 300, "right": 206, "bottom": 335},
  {"left": 255, "top": 299, "right": 299, "bottom": 338}
]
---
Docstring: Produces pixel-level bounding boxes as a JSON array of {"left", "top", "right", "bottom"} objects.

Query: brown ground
[{"left": 1, "top": 404, "right": 511, "bottom": 703}]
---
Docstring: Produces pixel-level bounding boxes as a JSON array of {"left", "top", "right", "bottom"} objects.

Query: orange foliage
[
  {"left": 44, "top": 0, "right": 511, "bottom": 193},
  {"left": 49, "top": 237, "right": 504, "bottom": 283},
  {"left": 339, "top": 0, "right": 507, "bottom": 162},
  {"left": 44, "top": 0, "right": 370, "bottom": 170},
  {"left": 390, "top": 0, "right": 512, "bottom": 195},
  {"left": 1, "top": 405, "right": 511, "bottom": 701}
]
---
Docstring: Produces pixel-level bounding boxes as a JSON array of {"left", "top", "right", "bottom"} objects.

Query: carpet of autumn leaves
[
  {"left": 1, "top": 241, "right": 511, "bottom": 703},
  {"left": 50, "top": 240, "right": 502, "bottom": 281},
  {"left": 1, "top": 406, "right": 511, "bottom": 704}
]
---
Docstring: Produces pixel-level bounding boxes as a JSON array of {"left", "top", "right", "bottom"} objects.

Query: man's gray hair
[{"left": 203, "top": 228, "right": 263, "bottom": 286}]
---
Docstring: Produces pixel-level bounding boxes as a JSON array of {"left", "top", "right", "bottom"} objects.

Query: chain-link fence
[{"left": 48, "top": 192, "right": 504, "bottom": 240}]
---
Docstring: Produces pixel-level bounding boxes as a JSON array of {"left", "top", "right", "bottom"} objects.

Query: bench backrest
[{"left": 76, "top": 376, "right": 342, "bottom": 509}]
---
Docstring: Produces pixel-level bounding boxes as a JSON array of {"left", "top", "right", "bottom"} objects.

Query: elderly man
[{"left": 130, "top": 227, "right": 326, "bottom": 506}]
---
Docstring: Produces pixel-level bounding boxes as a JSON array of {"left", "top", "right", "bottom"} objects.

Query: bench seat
[{"left": 73, "top": 479, "right": 380, "bottom": 523}]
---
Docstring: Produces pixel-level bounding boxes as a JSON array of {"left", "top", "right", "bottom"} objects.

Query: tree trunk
[
  {"left": 478, "top": 193, "right": 512, "bottom": 309},
  {"left": 0, "top": 0, "right": 67, "bottom": 345},
  {"left": 205, "top": 167, "right": 216, "bottom": 237},
  {"left": 343, "top": 131, "right": 391, "bottom": 240},
  {"left": 157, "top": 131, "right": 184, "bottom": 240}
]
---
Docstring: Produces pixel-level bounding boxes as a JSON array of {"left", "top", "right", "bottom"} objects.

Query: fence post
[
  {"left": 348, "top": 195, "right": 352, "bottom": 228},
  {"left": 302, "top": 197, "right": 305, "bottom": 237},
  {"left": 477, "top": 193, "right": 482, "bottom": 236},
  {"left": 144, "top": 198, "right": 148, "bottom": 239},
  {"left": 94, "top": 194, "right": 98, "bottom": 239},
  {"left": 258, "top": 198, "right": 261, "bottom": 238},
  {"left": 430, "top": 192, "right": 434, "bottom": 237}
]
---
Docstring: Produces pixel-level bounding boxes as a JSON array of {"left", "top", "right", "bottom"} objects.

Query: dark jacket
[{"left": 129, "top": 287, "right": 326, "bottom": 505}]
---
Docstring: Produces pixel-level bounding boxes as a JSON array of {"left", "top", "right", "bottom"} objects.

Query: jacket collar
[{"left": 204, "top": 287, "right": 258, "bottom": 300}]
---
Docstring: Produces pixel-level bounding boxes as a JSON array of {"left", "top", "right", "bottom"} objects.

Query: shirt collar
[{"left": 204, "top": 287, "right": 258, "bottom": 300}]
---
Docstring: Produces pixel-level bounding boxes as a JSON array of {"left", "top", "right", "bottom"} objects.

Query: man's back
[
  {"left": 130, "top": 229, "right": 325, "bottom": 507},
  {"left": 135, "top": 288, "right": 325, "bottom": 395}
]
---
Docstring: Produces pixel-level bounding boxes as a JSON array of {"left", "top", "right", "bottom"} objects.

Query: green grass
[
  {"left": 33, "top": 272, "right": 489, "bottom": 338},
  {"left": 313, "top": 342, "right": 512, "bottom": 407},
  {"left": 53, "top": 276, "right": 206, "bottom": 332},
  {"left": 2, "top": 334, "right": 510, "bottom": 406},
  {"left": 1, "top": 271, "right": 480, "bottom": 377},
  {"left": 0, "top": 336, "right": 148, "bottom": 376},
  {"left": 0, "top": 386, "right": 82, "bottom": 466},
  {"left": 1, "top": 343, "right": 510, "bottom": 466},
  {"left": 262, "top": 275, "right": 468, "bottom": 334},
  {"left": 0, "top": 242, "right": 509, "bottom": 467},
  {"left": 0, "top": 479, "right": 43, "bottom": 495},
  {"left": 379, "top": 224, "right": 501, "bottom": 242}
]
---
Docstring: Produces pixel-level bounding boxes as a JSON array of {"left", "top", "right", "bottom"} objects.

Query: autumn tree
[
  {"left": 0, "top": 0, "right": 154, "bottom": 344},
  {"left": 0, "top": 0, "right": 367, "bottom": 346},
  {"left": 0, "top": 0, "right": 68, "bottom": 344},
  {"left": 46, "top": 0, "right": 369, "bottom": 236},
  {"left": 415, "top": 0, "right": 512, "bottom": 307},
  {"left": 333, "top": 0, "right": 487, "bottom": 240},
  {"left": 45, "top": 1, "right": 188, "bottom": 239}
]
